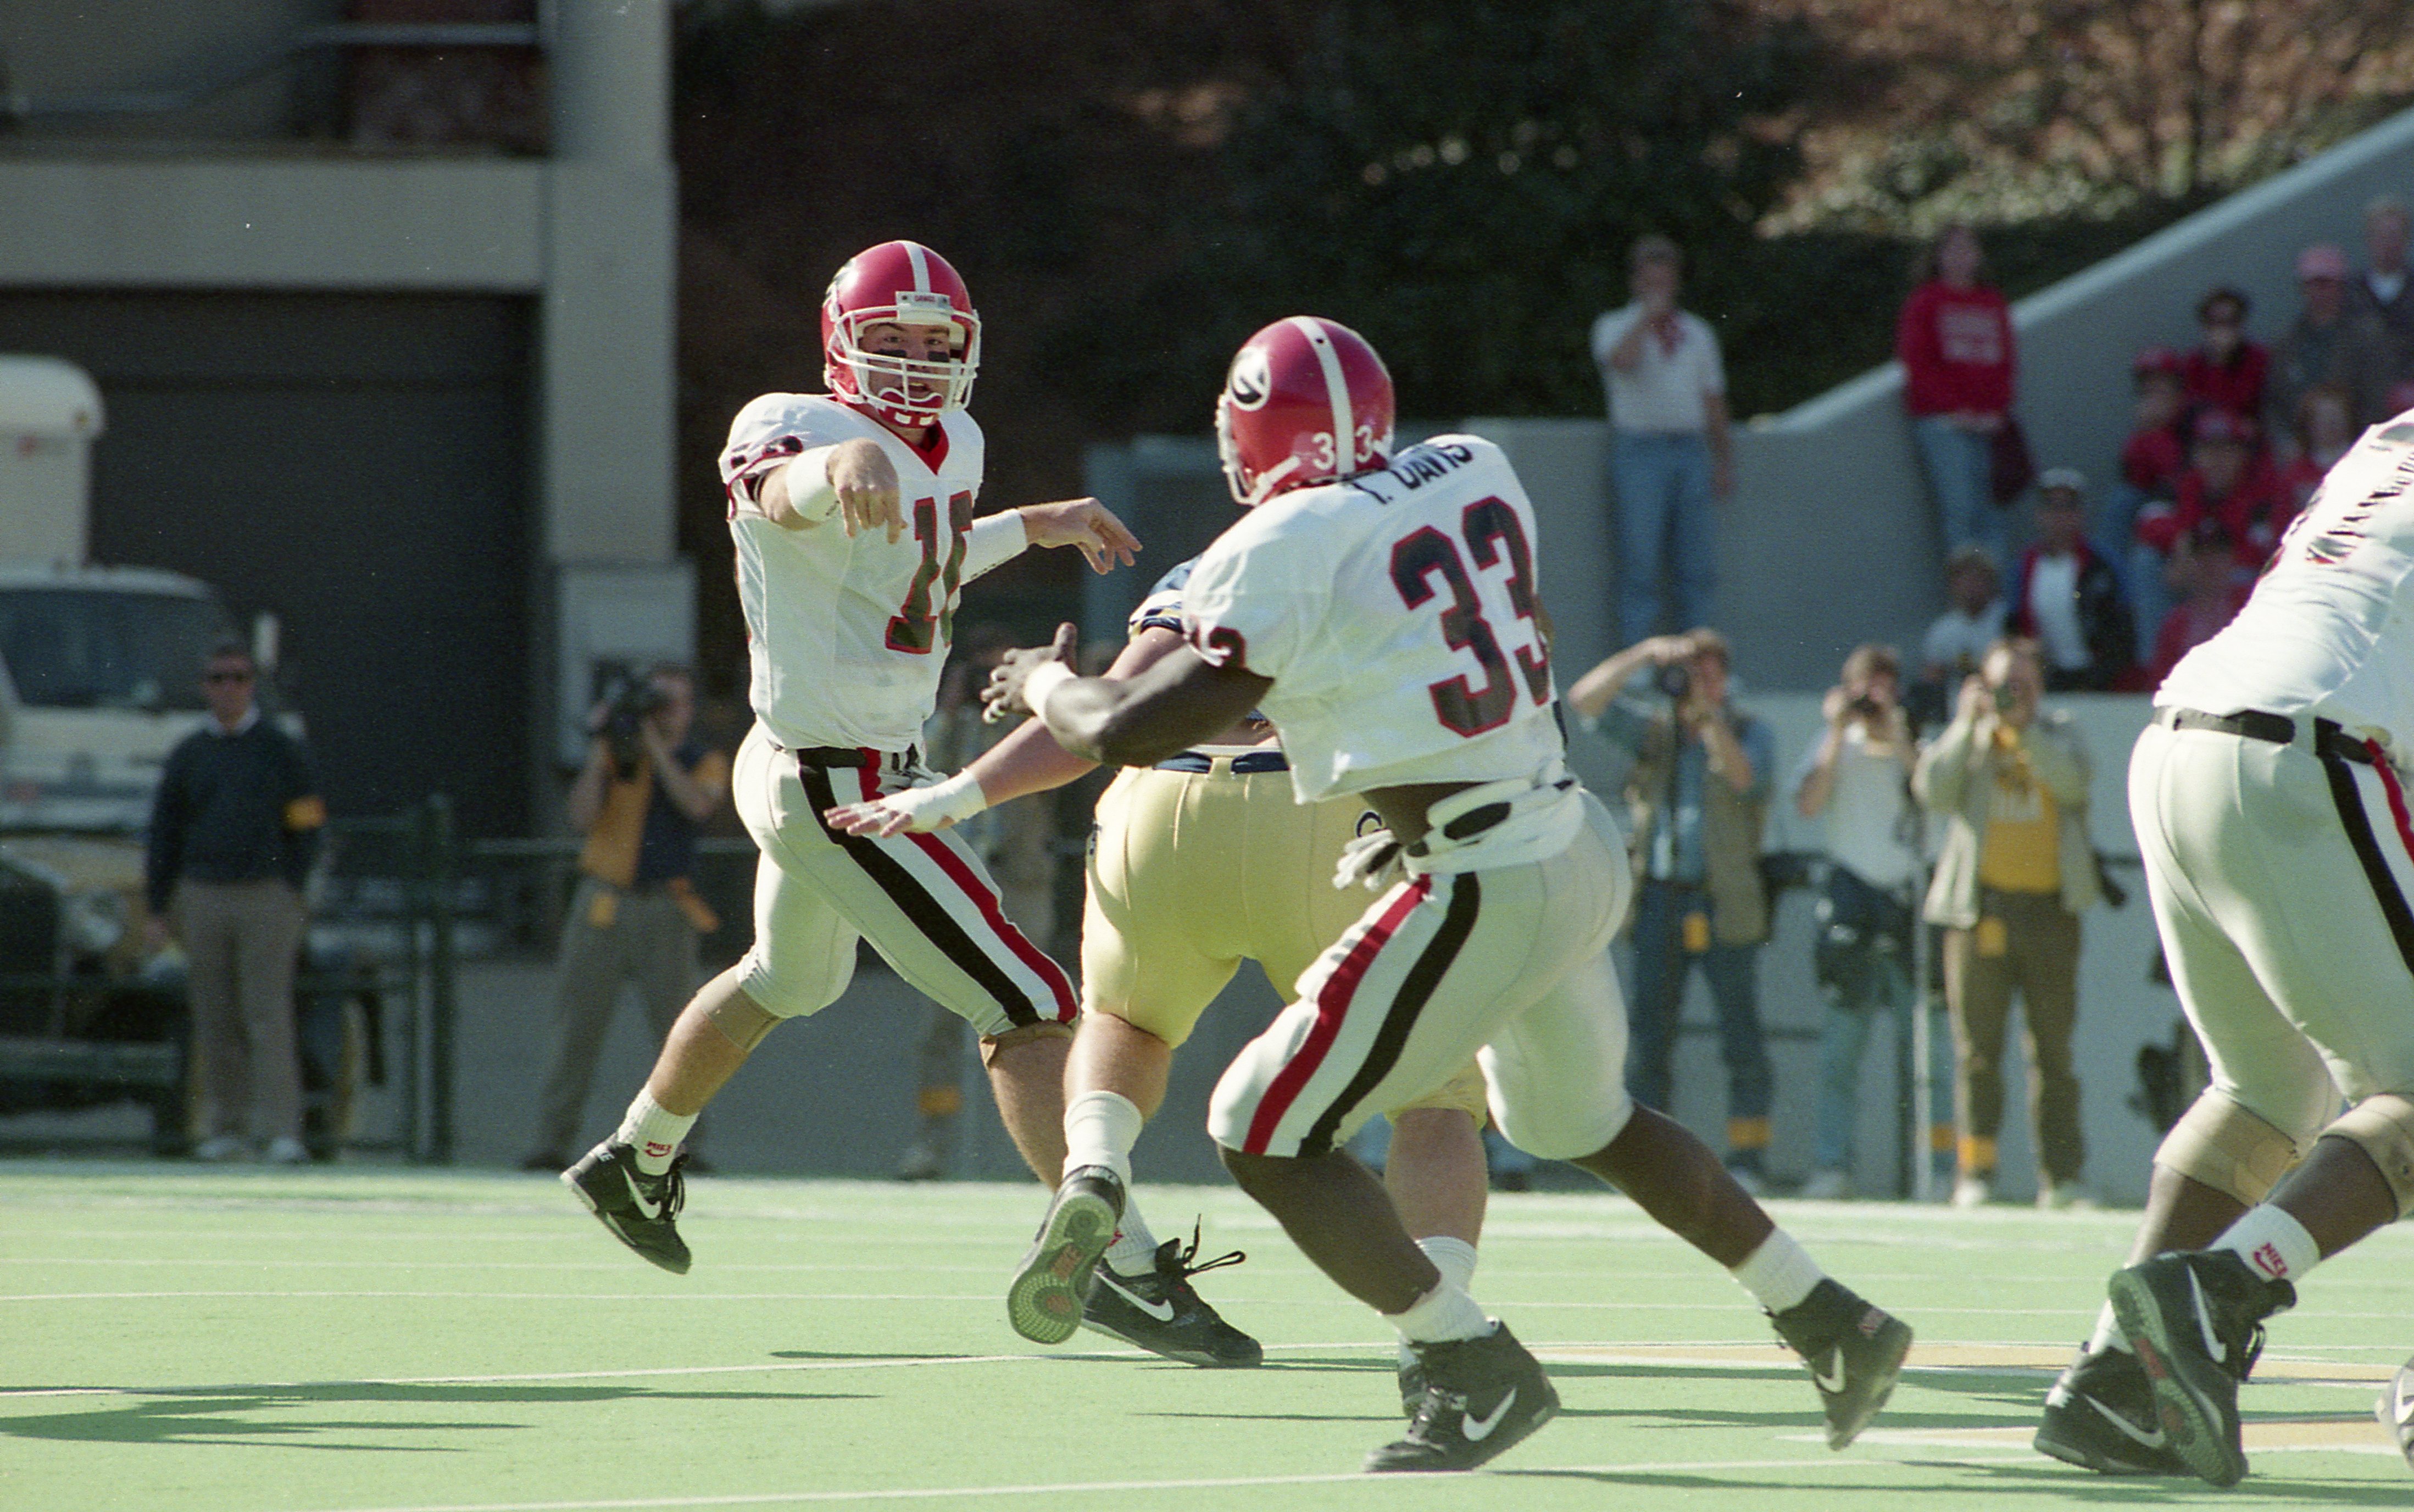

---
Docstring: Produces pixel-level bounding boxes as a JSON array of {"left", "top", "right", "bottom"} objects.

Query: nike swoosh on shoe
[
  {"left": 624, "top": 1168, "right": 662, "bottom": 1220},
  {"left": 2083, "top": 1392, "right": 2167, "bottom": 1448},
  {"left": 1812, "top": 1351, "right": 1846, "bottom": 1394},
  {"left": 1462, "top": 1389, "right": 1517, "bottom": 1442},
  {"left": 1094, "top": 1271, "right": 1175, "bottom": 1322}
]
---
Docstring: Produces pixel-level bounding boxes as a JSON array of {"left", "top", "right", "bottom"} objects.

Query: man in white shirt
[
  {"left": 1591, "top": 235, "right": 1734, "bottom": 644},
  {"left": 1790, "top": 644, "right": 1950, "bottom": 1200}
]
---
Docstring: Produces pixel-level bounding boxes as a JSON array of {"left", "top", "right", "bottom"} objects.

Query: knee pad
[
  {"left": 2152, "top": 1090, "right": 2305, "bottom": 1207},
  {"left": 2321, "top": 1093, "right": 2414, "bottom": 1217},
  {"left": 702, "top": 992, "right": 780, "bottom": 1054},
  {"left": 979, "top": 1019, "right": 1074, "bottom": 1070}
]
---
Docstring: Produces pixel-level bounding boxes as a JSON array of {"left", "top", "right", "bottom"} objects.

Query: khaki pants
[
  {"left": 532, "top": 877, "right": 702, "bottom": 1157},
  {"left": 177, "top": 877, "right": 307, "bottom": 1142},
  {"left": 1943, "top": 887, "right": 2083, "bottom": 1183}
]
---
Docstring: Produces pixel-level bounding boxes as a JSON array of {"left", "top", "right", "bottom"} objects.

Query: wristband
[
  {"left": 961, "top": 509, "right": 1029, "bottom": 581},
  {"left": 913, "top": 769, "right": 991, "bottom": 827},
  {"left": 776, "top": 446, "right": 842, "bottom": 521},
  {"left": 1019, "top": 659, "right": 1077, "bottom": 723}
]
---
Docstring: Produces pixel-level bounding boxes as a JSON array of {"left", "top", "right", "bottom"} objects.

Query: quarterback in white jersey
[
  {"left": 984, "top": 316, "right": 1910, "bottom": 1474},
  {"left": 2034, "top": 412, "right": 2414, "bottom": 1486},
  {"left": 561, "top": 241, "right": 1152, "bottom": 1299}
]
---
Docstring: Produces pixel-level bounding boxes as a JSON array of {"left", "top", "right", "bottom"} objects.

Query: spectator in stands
[
  {"left": 2351, "top": 194, "right": 2414, "bottom": 380},
  {"left": 1592, "top": 233, "right": 1734, "bottom": 643},
  {"left": 145, "top": 640, "right": 326, "bottom": 1164},
  {"left": 2008, "top": 469, "right": 2133, "bottom": 692},
  {"left": 2146, "top": 519, "right": 2251, "bottom": 687},
  {"left": 2278, "top": 382, "right": 2357, "bottom": 521},
  {"left": 1793, "top": 644, "right": 1952, "bottom": 1200},
  {"left": 2108, "top": 348, "right": 2192, "bottom": 586},
  {"left": 2181, "top": 287, "right": 2268, "bottom": 423},
  {"left": 520, "top": 665, "right": 729, "bottom": 1172},
  {"left": 1898, "top": 224, "right": 2017, "bottom": 566},
  {"left": 1915, "top": 546, "right": 2007, "bottom": 728},
  {"left": 2134, "top": 409, "right": 2282, "bottom": 641},
  {"left": 1567, "top": 628, "right": 1778, "bottom": 1192},
  {"left": 2267, "top": 242, "right": 2394, "bottom": 453},
  {"left": 1915, "top": 637, "right": 2100, "bottom": 1210}
]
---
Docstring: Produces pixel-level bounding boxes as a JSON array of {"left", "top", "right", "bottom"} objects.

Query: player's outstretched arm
[
  {"left": 826, "top": 629, "right": 1189, "bottom": 838},
  {"left": 1015, "top": 497, "right": 1141, "bottom": 574},
  {"left": 987, "top": 622, "right": 1269, "bottom": 768},
  {"left": 760, "top": 438, "right": 905, "bottom": 541}
]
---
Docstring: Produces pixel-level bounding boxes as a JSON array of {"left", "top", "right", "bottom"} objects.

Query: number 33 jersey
[
  {"left": 1182, "top": 434, "right": 1564, "bottom": 802},
  {"left": 720, "top": 393, "right": 986, "bottom": 752}
]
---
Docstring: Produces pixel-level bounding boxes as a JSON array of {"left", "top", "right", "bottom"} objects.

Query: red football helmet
[
  {"left": 1216, "top": 316, "right": 1395, "bottom": 507},
  {"left": 821, "top": 241, "right": 981, "bottom": 429}
]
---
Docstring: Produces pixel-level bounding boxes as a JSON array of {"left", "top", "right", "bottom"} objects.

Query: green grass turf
[{"left": 1, "top": 1164, "right": 2408, "bottom": 1510}]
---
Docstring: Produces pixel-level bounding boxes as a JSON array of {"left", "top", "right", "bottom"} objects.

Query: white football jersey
[
  {"left": 1182, "top": 435, "right": 1565, "bottom": 801},
  {"left": 2160, "top": 410, "right": 2414, "bottom": 754},
  {"left": 721, "top": 393, "right": 987, "bottom": 751}
]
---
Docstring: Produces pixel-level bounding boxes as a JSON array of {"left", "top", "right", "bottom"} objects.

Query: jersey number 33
[{"left": 1388, "top": 496, "right": 1551, "bottom": 736}]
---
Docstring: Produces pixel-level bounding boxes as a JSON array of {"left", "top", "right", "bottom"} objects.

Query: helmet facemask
[{"left": 829, "top": 298, "right": 980, "bottom": 429}]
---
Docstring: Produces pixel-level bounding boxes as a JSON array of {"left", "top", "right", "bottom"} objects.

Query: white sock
[
  {"left": 1063, "top": 1090, "right": 1144, "bottom": 1187},
  {"left": 1104, "top": 1196, "right": 1160, "bottom": 1275},
  {"left": 1399, "top": 1236, "right": 1482, "bottom": 1367},
  {"left": 2088, "top": 1302, "right": 2132, "bottom": 1356},
  {"left": 616, "top": 1090, "right": 695, "bottom": 1175},
  {"left": 2211, "top": 1204, "right": 2323, "bottom": 1283},
  {"left": 1728, "top": 1229, "right": 1826, "bottom": 1315},
  {"left": 1388, "top": 1278, "right": 1494, "bottom": 1346}
]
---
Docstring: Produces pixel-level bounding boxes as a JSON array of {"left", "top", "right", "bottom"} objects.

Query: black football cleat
[
  {"left": 2107, "top": 1248, "right": 2292, "bottom": 1488},
  {"left": 1769, "top": 1278, "right": 1915, "bottom": 1449},
  {"left": 563, "top": 1141, "right": 691, "bottom": 1275},
  {"left": 1082, "top": 1224, "right": 1261, "bottom": 1367},
  {"left": 2034, "top": 1343, "right": 2188, "bottom": 1475},
  {"left": 1365, "top": 1324, "right": 1559, "bottom": 1472},
  {"left": 1006, "top": 1165, "right": 1124, "bottom": 1345}
]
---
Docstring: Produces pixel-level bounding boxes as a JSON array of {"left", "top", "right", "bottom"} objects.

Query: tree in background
[{"left": 1760, "top": 0, "right": 2414, "bottom": 232}]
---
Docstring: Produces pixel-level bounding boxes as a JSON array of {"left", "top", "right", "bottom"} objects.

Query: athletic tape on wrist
[{"left": 1020, "top": 659, "right": 1077, "bottom": 724}]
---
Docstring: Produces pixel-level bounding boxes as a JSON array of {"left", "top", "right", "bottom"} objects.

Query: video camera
[
  {"left": 596, "top": 665, "right": 671, "bottom": 779},
  {"left": 1654, "top": 661, "right": 1691, "bottom": 702}
]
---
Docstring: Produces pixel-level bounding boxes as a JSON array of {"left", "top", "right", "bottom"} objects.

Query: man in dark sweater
[{"left": 144, "top": 640, "right": 325, "bottom": 1162}]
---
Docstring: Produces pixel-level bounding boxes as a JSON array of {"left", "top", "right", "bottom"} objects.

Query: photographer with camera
[
  {"left": 1792, "top": 644, "right": 1953, "bottom": 1200},
  {"left": 1914, "top": 637, "right": 2099, "bottom": 1209},
  {"left": 1568, "top": 628, "right": 1779, "bottom": 1191},
  {"left": 521, "top": 664, "right": 731, "bottom": 1171}
]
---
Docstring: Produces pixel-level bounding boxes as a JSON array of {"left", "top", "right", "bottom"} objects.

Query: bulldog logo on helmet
[{"left": 1226, "top": 348, "right": 1272, "bottom": 410}]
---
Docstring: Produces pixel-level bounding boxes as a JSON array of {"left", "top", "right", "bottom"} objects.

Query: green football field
[{"left": 2, "top": 1164, "right": 2407, "bottom": 1510}]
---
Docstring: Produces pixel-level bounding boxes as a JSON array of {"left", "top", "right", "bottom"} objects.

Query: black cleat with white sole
[
  {"left": 2380, "top": 1353, "right": 2414, "bottom": 1473},
  {"left": 563, "top": 1141, "right": 691, "bottom": 1274},
  {"left": 1366, "top": 1324, "right": 1559, "bottom": 1472},
  {"left": 1770, "top": 1278, "right": 1915, "bottom": 1449},
  {"left": 1006, "top": 1165, "right": 1124, "bottom": 1345},
  {"left": 2034, "top": 1343, "right": 2188, "bottom": 1475},
  {"left": 1081, "top": 1225, "right": 1261, "bottom": 1367},
  {"left": 2109, "top": 1248, "right": 2292, "bottom": 1488}
]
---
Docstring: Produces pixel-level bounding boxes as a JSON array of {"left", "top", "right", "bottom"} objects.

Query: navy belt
[
  {"left": 1153, "top": 748, "right": 1289, "bottom": 775},
  {"left": 2154, "top": 707, "right": 2372, "bottom": 765}
]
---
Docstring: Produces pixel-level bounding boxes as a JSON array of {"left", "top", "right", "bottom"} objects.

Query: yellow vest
[{"left": 1975, "top": 730, "right": 2060, "bottom": 893}]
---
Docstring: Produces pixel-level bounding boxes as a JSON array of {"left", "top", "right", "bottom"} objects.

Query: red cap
[
  {"left": 2297, "top": 243, "right": 2351, "bottom": 281},
  {"left": 2131, "top": 346, "right": 2185, "bottom": 379}
]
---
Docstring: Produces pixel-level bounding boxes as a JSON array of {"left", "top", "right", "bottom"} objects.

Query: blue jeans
[
  {"left": 1612, "top": 431, "right": 1717, "bottom": 643},
  {"left": 2128, "top": 539, "right": 2173, "bottom": 667},
  {"left": 1912, "top": 415, "right": 2004, "bottom": 567},
  {"left": 1812, "top": 966, "right": 1955, "bottom": 1175},
  {"left": 1626, "top": 879, "right": 1771, "bottom": 1136}
]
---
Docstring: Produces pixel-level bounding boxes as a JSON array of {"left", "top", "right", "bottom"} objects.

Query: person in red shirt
[
  {"left": 2181, "top": 287, "right": 2269, "bottom": 423},
  {"left": 2147, "top": 518, "right": 2251, "bottom": 686},
  {"left": 2135, "top": 409, "right": 2289, "bottom": 575},
  {"left": 1898, "top": 224, "right": 2017, "bottom": 566},
  {"left": 2276, "top": 383, "right": 2357, "bottom": 521}
]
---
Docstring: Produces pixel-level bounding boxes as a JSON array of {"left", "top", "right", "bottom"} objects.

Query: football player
[
  {"left": 830, "top": 551, "right": 1496, "bottom": 1372},
  {"left": 983, "top": 316, "right": 1913, "bottom": 1472},
  {"left": 559, "top": 243, "right": 1186, "bottom": 1341},
  {"left": 2034, "top": 408, "right": 2414, "bottom": 1486}
]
